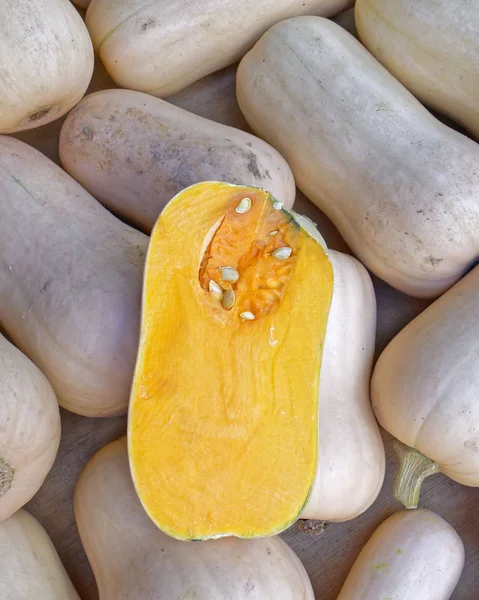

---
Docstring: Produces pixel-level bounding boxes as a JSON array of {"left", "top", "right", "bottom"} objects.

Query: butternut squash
[
  {"left": 0, "top": 509, "right": 80, "bottom": 599},
  {"left": 337, "top": 509, "right": 464, "bottom": 599},
  {"left": 85, "top": 0, "right": 354, "bottom": 97},
  {"left": 0, "top": 335, "right": 60, "bottom": 522},
  {"left": 0, "top": 136, "right": 148, "bottom": 417},
  {"left": 356, "top": 0, "right": 479, "bottom": 138},
  {"left": 372, "top": 264, "right": 479, "bottom": 508},
  {"left": 75, "top": 437, "right": 315, "bottom": 599},
  {"left": 0, "top": 0, "right": 93, "bottom": 134},
  {"left": 129, "top": 182, "right": 384, "bottom": 540},
  {"left": 59, "top": 89, "right": 295, "bottom": 233},
  {"left": 237, "top": 17, "right": 479, "bottom": 298}
]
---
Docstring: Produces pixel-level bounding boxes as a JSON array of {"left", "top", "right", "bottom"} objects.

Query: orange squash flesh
[{"left": 129, "top": 182, "right": 334, "bottom": 540}]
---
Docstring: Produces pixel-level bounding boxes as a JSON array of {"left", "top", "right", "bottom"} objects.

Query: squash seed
[
  {"left": 235, "top": 197, "right": 252, "bottom": 214},
  {"left": 222, "top": 288, "right": 235, "bottom": 310},
  {"left": 240, "top": 311, "right": 255, "bottom": 321},
  {"left": 220, "top": 266, "right": 239, "bottom": 282},
  {"left": 209, "top": 279, "right": 223, "bottom": 301},
  {"left": 269, "top": 229, "right": 279, "bottom": 236},
  {"left": 272, "top": 246, "right": 292, "bottom": 260},
  {"left": 272, "top": 201, "right": 283, "bottom": 211}
]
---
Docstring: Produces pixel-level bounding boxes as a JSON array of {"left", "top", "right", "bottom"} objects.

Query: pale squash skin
[
  {"left": 372, "top": 264, "right": 479, "bottom": 487},
  {"left": 337, "top": 509, "right": 464, "bottom": 599},
  {"left": 356, "top": 0, "right": 479, "bottom": 139},
  {"left": 75, "top": 438, "right": 315, "bottom": 600},
  {"left": 301, "top": 250, "right": 385, "bottom": 521},
  {"left": 85, "top": 0, "right": 354, "bottom": 97},
  {"left": 0, "top": 335, "right": 60, "bottom": 522},
  {"left": 0, "top": 509, "right": 80, "bottom": 599},
  {"left": 0, "top": 136, "right": 148, "bottom": 417},
  {"left": 0, "top": 0, "right": 93, "bottom": 134},
  {"left": 237, "top": 17, "right": 479, "bottom": 299},
  {"left": 59, "top": 89, "right": 295, "bottom": 233}
]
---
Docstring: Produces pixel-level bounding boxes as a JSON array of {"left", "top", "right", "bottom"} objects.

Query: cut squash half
[{"left": 128, "top": 182, "right": 334, "bottom": 540}]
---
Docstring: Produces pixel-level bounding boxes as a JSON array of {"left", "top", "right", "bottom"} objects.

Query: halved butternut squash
[{"left": 129, "top": 182, "right": 335, "bottom": 540}]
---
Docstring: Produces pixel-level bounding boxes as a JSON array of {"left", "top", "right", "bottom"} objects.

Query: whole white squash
[
  {"left": 0, "top": 0, "right": 93, "bottom": 133},
  {"left": 338, "top": 509, "right": 464, "bottom": 600},
  {"left": 372, "top": 263, "right": 479, "bottom": 506}
]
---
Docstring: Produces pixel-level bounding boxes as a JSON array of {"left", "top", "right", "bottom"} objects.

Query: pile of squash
[{"left": 0, "top": 0, "right": 477, "bottom": 598}]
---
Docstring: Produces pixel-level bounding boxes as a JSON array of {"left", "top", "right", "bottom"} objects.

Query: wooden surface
[{"left": 12, "top": 35, "right": 478, "bottom": 600}]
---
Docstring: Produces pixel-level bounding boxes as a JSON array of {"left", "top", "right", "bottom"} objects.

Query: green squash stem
[{"left": 393, "top": 441, "right": 440, "bottom": 509}]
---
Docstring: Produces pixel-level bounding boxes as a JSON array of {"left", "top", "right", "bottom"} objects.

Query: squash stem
[
  {"left": 393, "top": 441, "right": 439, "bottom": 509},
  {"left": 0, "top": 458, "right": 14, "bottom": 497}
]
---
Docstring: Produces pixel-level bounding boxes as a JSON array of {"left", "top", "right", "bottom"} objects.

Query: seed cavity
[
  {"left": 235, "top": 197, "right": 252, "bottom": 214},
  {"left": 266, "top": 278, "right": 282, "bottom": 289},
  {"left": 0, "top": 458, "right": 14, "bottom": 498},
  {"left": 209, "top": 280, "right": 223, "bottom": 301},
  {"left": 272, "top": 247, "right": 292, "bottom": 260},
  {"left": 273, "top": 201, "right": 283, "bottom": 211},
  {"left": 222, "top": 288, "right": 235, "bottom": 310},
  {"left": 220, "top": 266, "right": 239, "bottom": 283},
  {"left": 240, "top": 311, "right": 255, "bottom": 321}
]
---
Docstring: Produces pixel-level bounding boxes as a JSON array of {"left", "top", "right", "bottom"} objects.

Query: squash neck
[{"left": 393, "top": 441, "right": 439, "bottom": 509}]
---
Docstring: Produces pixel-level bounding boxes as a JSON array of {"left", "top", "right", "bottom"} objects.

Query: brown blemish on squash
[
  {"left": 28, "top": 106, "right": 52, "bottom": 121},
  {"left": 124, "top": 244, "right": 146, "bottom": 268},
  {"left": 41, "top": 279, "right": 51, "bottom": 294},
  {"left": 19, "top": 104, "right": 60, "bottom": 129},
  {"left": 245, "top": 151, "right": 262, "bottom": 179},
  {"left": 141, "top": 17, "right": 157, "bottom": 32},
  {"left": 0, "top": 458, "right": 14, "bottom": 498},
  {"left": 82, "top": 126, "right": 94, "bottom": 141}
]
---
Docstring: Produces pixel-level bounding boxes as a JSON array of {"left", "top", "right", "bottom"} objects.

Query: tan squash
[
  {"left": 0, "top": 509, "right": 80, "bottom": 599},
  {"left": 337, "top": 509, "right": 464, "bottom": 599},
  {"left": 0, "top": 335, "right": 60, "bottom": 522},
  {"left": 72, "top": 0, "right": 91, "bottom": 7},
  {"left": 59, "top": 89, "right": 295, "bottom": 233},
  {"left": 129, "top": 182, "right": 384, "bottom": 541},
  {"left": 86, "top": 0, "right": 354, "bottom": 97},
  {"left": 0, "top": 0, "right": 93, "bottom": 134},
  {"left": 356, "top": 0, "right": 479, "bottom": 138},
  {"left": 75, "top": 437, "right": 315, "bottom": 599},
  {"left": 237, "top": 17, "right": 479, "bottom": 298},
  {"left": 0, "top": 136, "right": 147, "bottom": 417},
  {"left": 372, "top": 264, "right": 479, "bottom": 508}
]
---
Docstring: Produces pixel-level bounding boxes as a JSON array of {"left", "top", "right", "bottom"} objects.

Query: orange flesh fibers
[{"left": 128, "top": 182, "right": 334, "bottom": 540}]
